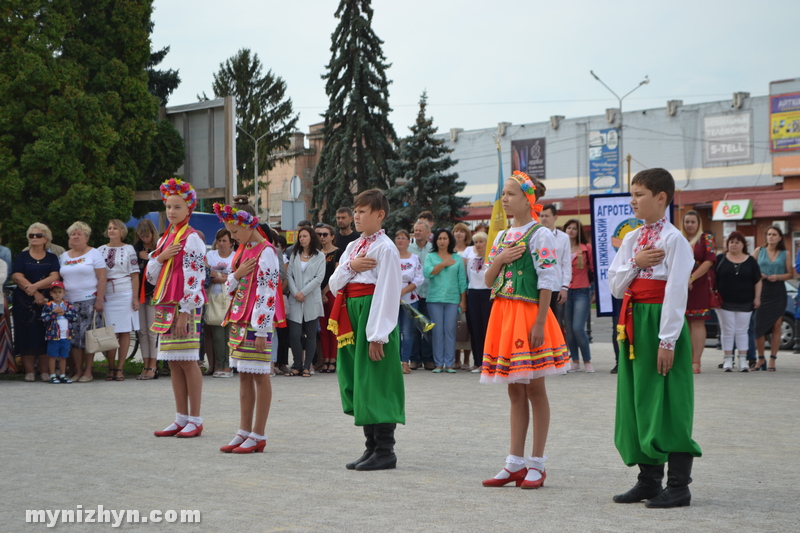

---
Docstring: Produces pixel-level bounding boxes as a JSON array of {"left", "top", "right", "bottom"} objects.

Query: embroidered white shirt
[{"left": 608, "top": 218, "right": 693, "bottom": 350}]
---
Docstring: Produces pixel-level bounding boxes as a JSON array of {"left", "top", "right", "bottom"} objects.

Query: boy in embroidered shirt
[
  {"left": 41, "top": 281, "right": 77, "bottom": 383},
  {"left": 328, "top": 189, "right": 404, "bottom": 471},
  {"left": 607, "top": 168, "right": 702, "bottom": 508}
]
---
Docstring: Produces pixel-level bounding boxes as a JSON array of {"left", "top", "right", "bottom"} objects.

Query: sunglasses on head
[{"left": 28, "top": 233, "right": 44, "bottom": 239}]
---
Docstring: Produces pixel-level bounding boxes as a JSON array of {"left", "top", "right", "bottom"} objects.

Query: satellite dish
[{"left": 290, "top": 175, "right": 301, "bottom": 201}]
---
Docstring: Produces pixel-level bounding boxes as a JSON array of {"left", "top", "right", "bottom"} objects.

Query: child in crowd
[
  {"left": 608, "top": 168, "right": 702, "bottom": 508},
  {"left": 481, "top": 171, "right": 569, "bottom": 489},
  {"left": 147, "top": 178, "right": 207, "bottom": 438},
  {"left": 328, "top": 189, "right": 404, "bottom": 471},
  {"left": 214, "top": 198, "right": 284, "bottom": 454},
  {"left": 41, "top": 281, "right": 77, "bottom": 383}
]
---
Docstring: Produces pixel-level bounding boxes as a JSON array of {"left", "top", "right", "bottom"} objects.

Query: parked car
[{"left": 705, "top": 279, "right": 798, "bottom": 350}]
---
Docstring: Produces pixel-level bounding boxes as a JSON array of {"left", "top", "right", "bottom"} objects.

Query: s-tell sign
[{"left": 704, "top": 113, "right": 751, "bottom": 165}]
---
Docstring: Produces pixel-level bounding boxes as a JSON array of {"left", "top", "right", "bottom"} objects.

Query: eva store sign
[{"left": 712, "top": 200, "right": 752, "bottom": 220}]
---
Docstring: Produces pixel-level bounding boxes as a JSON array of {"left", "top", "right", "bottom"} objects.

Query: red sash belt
[
  {"left": 327, "top": 283, "right": 375, "bottom": 348},
  {"left": 616, "top": 279, "right": 666, "bottom": 360}
]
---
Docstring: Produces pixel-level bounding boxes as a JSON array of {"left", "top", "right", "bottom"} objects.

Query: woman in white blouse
[
  {"left": 205, "top": 228, "right": 235, "bottom": 377},
  {"left": 98, "top": 219, "right": 140, "bottom": 381},
  {"left": 395, "top": 230, "right": 424, "bottom": 374},
  {"left": 60, "top": 221, "right": 106, "bottom": 383},
  {"left": 286, "top": 227, "right": 325, "bottom": 377}
]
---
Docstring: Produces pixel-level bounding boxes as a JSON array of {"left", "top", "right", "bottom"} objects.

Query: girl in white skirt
[
  {"left": 147, "top": 179, "right": 206, "bottom": 438},
  {"left": 98, "top": 219, "right": 140, "bottom": 381}
]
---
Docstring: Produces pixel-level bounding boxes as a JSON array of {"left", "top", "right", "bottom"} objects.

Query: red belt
[
  {"left": 617, "top": 279, "right": 666, "bottom": 359},
  {"left": 328, "top": 283, "right": 375, "bottom": 348}
]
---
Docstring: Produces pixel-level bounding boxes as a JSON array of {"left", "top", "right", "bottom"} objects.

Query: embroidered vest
[
  {"left": 227, "top": 241, "right": 268, "bottom": 324},
  {"left": 491, "top": 224, "right": 542, "bottom": 303}
]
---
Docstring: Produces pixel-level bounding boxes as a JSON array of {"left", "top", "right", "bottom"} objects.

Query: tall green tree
[
  {"left": 386, "top": 92, "right": 466, "bottom": 234},
  {"left": 205, "top": 48, "right": 299, "bottom": 210},
  {"left": 312, "top": 0, "right": 398, "bottom": 222},
  {"left": 0, "top": 0, "right": 158, "bottom": 249}
]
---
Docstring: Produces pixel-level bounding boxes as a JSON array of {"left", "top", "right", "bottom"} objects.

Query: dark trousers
[
  {"left": 289, "top": 319, "right": 318, "bottom": 371},
  {"left": 466, "top": 289, "right": 492, "bottom": 367},
  {"left": 411, "top": 298, "right": 434, "bottom": 365},
  {"left": 276, "top": 323, "right": 290, "bottom": 367}
]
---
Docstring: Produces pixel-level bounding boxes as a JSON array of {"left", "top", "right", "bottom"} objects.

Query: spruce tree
[
  {"left": 386, "top": 91, "right": 466, "bottom": 234},
  {"left": 0, "top": 0, "right": 158, "bottom": 249},
  {"left": 205, "top": 48, "right": 299, "bottom": 208},
  {"left": 312, "top": 0, "right": 398, "bottom": 222}
]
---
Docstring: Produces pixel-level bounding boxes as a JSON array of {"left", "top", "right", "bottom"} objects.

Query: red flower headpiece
[
  {"left": 213, "top": 203, "right": 259, "bottom": 229},
  {"left": 160, "top": 178, "right": 197, "bottom": 212}
]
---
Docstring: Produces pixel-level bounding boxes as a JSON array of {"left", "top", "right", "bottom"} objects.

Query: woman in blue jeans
[
  {"left": 395, "top": 230, "right": 424, "bottom": 374},
  {"left": 563, "top": 220, "right": 594, "bottom": 372},
  {"left": 424, "top": 229, "right": 467, "bottom": 373}
]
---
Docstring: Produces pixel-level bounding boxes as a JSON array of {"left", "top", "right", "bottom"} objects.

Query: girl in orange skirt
[{"left": 481, "top": 171, "right": 569, "bottom": 489}]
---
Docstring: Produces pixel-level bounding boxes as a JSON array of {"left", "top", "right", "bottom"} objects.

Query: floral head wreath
[
  {"left": 509, "top": 171, "right": 543, "bottom": 218},
  {"left": 160, "top": 178, "right": 197, "bottom": 213},
  {"left": 213, "top": 202, "right": 259, "bottom": 229}
]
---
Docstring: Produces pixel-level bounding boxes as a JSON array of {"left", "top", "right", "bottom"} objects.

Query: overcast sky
[{"left": 151, "top": 0, "right": 795, "bottom": 136}]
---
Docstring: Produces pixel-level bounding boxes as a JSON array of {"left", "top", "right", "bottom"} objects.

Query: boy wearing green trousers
[
  {"left": 328, "top": 189, "right": 404, "bottom": 470},
  {"left": 608, "top": 168, "right": 702, "bottom": 508}
]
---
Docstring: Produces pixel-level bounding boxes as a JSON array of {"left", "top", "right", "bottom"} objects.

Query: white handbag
[
  {"left": 85, "top": 311, "right": 120, "bottom": 354},
  {"left": 205, "top": 291, "right": 231, "bottom": 326}
]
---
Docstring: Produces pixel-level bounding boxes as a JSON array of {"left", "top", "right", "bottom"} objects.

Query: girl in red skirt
[{"left": 481, "top": 171, "right": 569, "bottom": 489}]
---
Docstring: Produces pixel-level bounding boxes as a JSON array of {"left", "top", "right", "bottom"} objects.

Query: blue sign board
[{"left": 589, "top": 128, "right": 619, "bottom": 190}]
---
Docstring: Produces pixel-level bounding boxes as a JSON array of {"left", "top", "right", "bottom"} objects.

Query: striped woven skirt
[
  {"left": 156, "top": 308, "right": 201, "bottom": 361},
  {"left": 228, "top": 322, "right": 272, "bottom": 374}
]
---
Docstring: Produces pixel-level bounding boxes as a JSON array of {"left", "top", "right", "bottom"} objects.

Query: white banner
[{"left": 590, "top": 194, "right": 673, "bottom": 316}]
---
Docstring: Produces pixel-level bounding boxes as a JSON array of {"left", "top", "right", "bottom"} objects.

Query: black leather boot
[
  {"left": 613, "top": 463, "right": 665, "bottom": 503},
  {"left": 355, "top": 423, "right": 397, "bottom": 471},
  {"left": 346, "top": 425, "right": 375, "bottom": 470},
  {"left": 645, "top": 453, "right": 693, "bottom": 508}
]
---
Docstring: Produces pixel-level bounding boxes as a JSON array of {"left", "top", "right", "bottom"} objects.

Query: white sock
[
  {"left": 228, "top": 429, "right": 249, "bottom": 446},
  {"left": 494, "top": 455, "right": 526, "bottom": 479},
  {"left": 525, "top": 455, "right": 547, "bottom": 481},
  {"left": 182, "top": 416, "right": 203, "bottom": 432},
  {"left": 162, "top": 413, "right": 189, "bottom": 432},
  {"left": 239, "top": 432, "right": 266, "bottom": 449}
]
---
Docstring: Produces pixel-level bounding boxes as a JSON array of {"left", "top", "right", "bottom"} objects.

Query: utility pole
[
  {"left": 589, "top": 72, "right": 649, "bottom": 192},
  {"left": 236, "top": 125, "right": 269, "bottom": 218}
]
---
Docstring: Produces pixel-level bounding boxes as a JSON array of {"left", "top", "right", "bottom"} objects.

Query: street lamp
[
  {"left": 589, "top": 71, "right": 649, "bottom": 192},
  {"left": 236, "top": 125, "right": 270, "bottom": 219}
]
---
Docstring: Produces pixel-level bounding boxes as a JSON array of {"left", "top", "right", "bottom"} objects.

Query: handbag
[
  {"left": 85, "top": 311, "right": 120, "bottom": 354},
  {"left": 456, "top": 314, "right": 470, "bottom": 343},
  {"left": 205, "top": 291, "right": 231, "bottom": 326}
]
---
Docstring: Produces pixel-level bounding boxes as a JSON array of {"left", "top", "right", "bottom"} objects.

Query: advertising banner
[
  {"left": 770, "top": 92, "right": 800, "bottom": 152},
  {"left": 703, "top": 113, "right": 752, "bottom": 164},
  {"left": 712, "top": 200, "right": 752, "bottom": 221},
  {"left": 589, "top": 128, "right": 619, "bottom": 190},
  {"left": 590, "top": 194, "right": 673, "bottom": 316},
  {"left": 511, "top": 138, "right": 546, "bottom": 181}
]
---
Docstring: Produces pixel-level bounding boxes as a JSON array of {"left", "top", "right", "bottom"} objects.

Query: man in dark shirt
[{"left": 334, "top": 207, "right": 360, "bottom": 250}]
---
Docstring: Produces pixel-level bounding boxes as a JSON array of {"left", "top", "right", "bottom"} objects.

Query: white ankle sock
[
  {"left": 494, "top": 455, "right": 526, "bottom": 479},
  {"left": 525, "top": 455, "right": 547, "bottom": 481},
  {"left": 187, "top": 416, "right": 203, "bottom": 426},
  {"left": 163, "top": 413, "right": 189, "bottom": 432},
  {"left": 228, "top": 429, "right": 249, "bottom": 446},
  {"left": 239, "top": 432, "right": 266, "bottom": 449}
]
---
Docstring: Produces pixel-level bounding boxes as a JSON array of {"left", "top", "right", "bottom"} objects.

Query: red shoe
[
  {"left": 482, "top": 468, "right": 528, "bottom": 487},
  {"left": 154, "top": 424, "right": 185, "bottom": 437},
  {"left": 520, "top": 468, "right": 546, "bottom": 489},
  {"left": 232, "top": 438, "right": 266, "bottom": 454},
  {"left": 176, "top": 423, "right": 203, "bottom": 438},
  {"left": 220, "top": 435, "right": 247, "bottom": 453}
]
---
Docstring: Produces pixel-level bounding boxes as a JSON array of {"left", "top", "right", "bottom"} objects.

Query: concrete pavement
[{"left": 3, "top": 340, "right": 799, "bottom": 532}]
